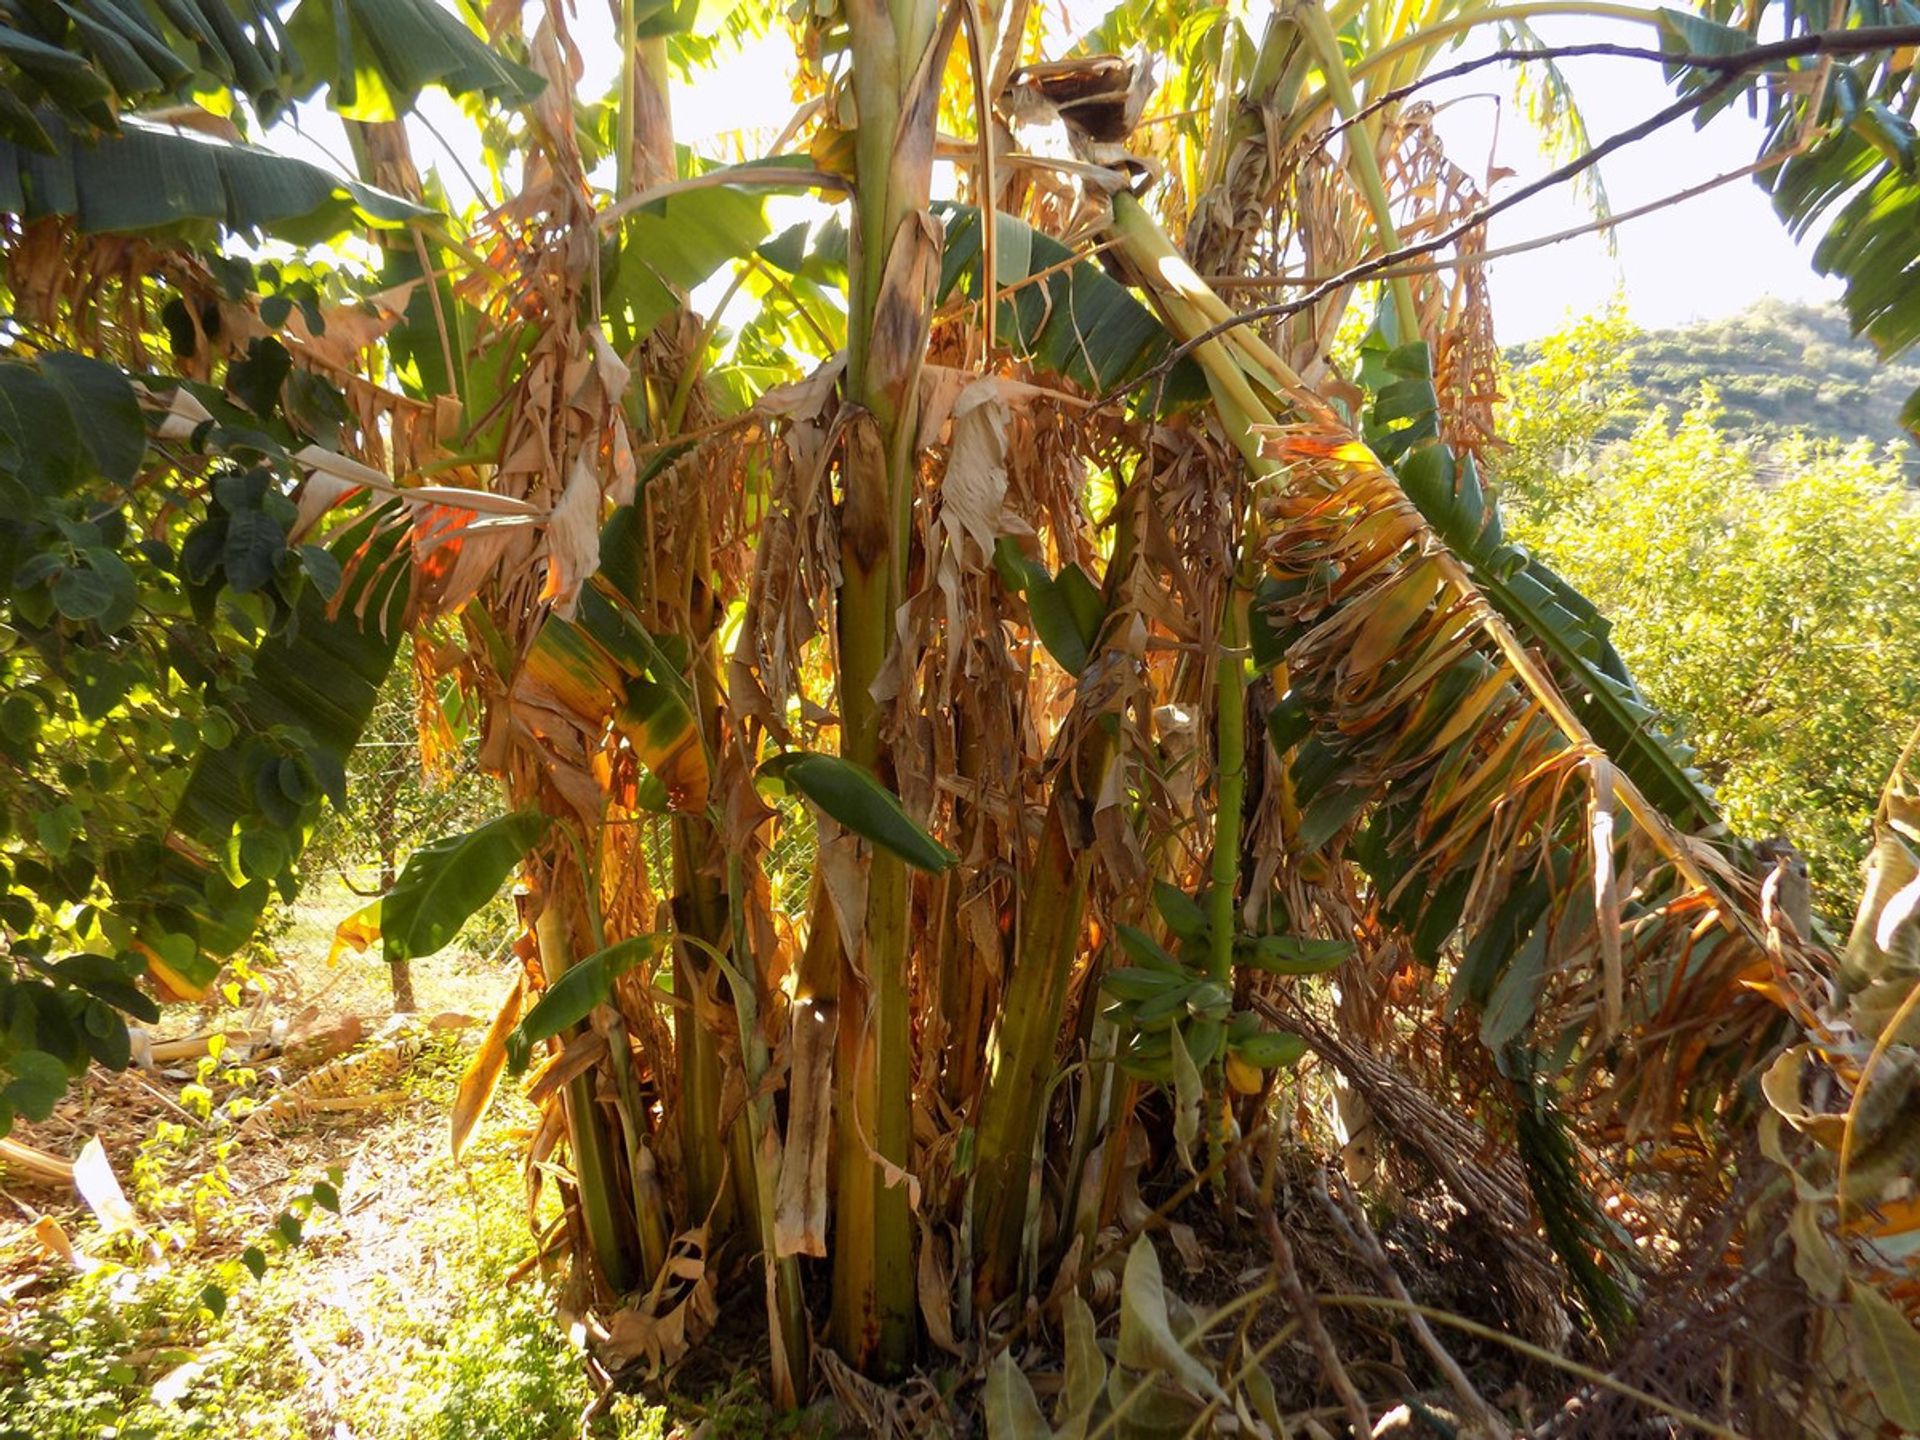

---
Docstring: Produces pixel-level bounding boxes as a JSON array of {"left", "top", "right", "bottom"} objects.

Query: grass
[
  {"left": 0, "top": 886, "right": 778, "bottom": 1440},
  {"left": 0, "top": 1029, "right": 672, "bottom": 1440}
]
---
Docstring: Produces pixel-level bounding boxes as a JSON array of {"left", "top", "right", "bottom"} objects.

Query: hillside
[{"left": 1519, "top": 300, "right": 1920, "bottom": 461}]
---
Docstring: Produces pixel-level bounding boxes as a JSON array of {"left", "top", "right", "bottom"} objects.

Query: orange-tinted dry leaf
[
  {"left": 452, "top": 974, "right": 524, "bottom": 1162},
  {"left": 31, "top": 1215, "right": 95, "bottom": 1271}
]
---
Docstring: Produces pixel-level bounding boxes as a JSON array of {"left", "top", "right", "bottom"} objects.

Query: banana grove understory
[{"left": 2, "top": 0, "right": 1919, "bottom": 1434}]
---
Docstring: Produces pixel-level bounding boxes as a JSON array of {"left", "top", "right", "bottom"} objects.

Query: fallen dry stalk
[
  {"left": 1230, "top": 1151, "right": 1372, "bottom": 1437},
  {"left": 0, "top": 1136, "right": 75, "bottom": 1187},
  {"left": 1314, "top": 1169, "right": 1512, "bottom": 1437}
]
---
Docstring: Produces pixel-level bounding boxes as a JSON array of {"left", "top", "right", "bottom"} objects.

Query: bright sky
[
  {"left": 1418, "top": 17, "right": 1841, "bottom": 343},
  {"left": 303, "top": 3, "right": 1842, "bottom": 349}
]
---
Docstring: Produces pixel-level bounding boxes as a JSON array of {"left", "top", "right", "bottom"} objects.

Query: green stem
[
  {"left": 1293, "top": 1, "right": 1419, "bottom": 339},
  {"left": 972, "top": 473, "right": 1143, "bottom": 1301},
  {"left": 718, "top": 853, "right": 809, "bottom": 1406},
  {"left": 1207, "top": 591, "right": 1249, "bottom": 985},
  {"left": 536, "top": 885, "right": 638, "bottom": 1294},
  {"left": 824, "top": 0, "right": 950, "bottom": 1376},
  {"left": 616, "top": 0, "right": 639, "bottom": 200},
  {"left": 604, "top": 1011, "right": 668, "bottom": 1284},
  {"left": 969, "top": 776, "right": 1105, "bottom": 1301}
]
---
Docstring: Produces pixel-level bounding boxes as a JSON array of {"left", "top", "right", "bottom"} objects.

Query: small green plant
[{"left": 1100, "top": 881, "right": 1332, "bottom": 1084}]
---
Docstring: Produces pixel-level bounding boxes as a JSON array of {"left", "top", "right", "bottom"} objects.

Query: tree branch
[
  {"left": 1327, "top": 23, "right": 1920, "bottom": 146},
  {"left": 1101, "top": 24, "right": 1920, "bottom": 411},
  {"left": 1204, "top": 146, "right": 1796, "bottom": 290}
]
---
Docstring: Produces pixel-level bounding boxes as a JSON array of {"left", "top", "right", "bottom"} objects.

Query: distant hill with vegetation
[{"left": 1512, "top": 300, "right": 1920, "bottom": 463}]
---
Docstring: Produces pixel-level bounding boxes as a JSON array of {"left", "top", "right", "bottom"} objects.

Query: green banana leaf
[
  {"left": 936, "top": 201, "right": 1208, "bottom": 407},
  {"left": 380, "top": 810, "right": 549, "bottom": 964},
  {"left": 160, "top": 497, "right": 411, "bottom": 958},
  {"left": 0, "top": 0, "right": 541, "bottom": 140},
  {"left": 0, "top": 112, "right": 430, "bottom": 242}
]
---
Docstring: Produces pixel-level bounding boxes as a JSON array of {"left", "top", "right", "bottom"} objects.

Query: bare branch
[
  {"left": 1331, "top": 23, "right": 1920, "bottom": 145},
  {"left": 1204, "top": 146, "right": 1797, "bottom": 290}
]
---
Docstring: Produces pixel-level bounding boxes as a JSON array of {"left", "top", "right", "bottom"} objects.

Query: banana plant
[{"left": 6, "top": 0, "right": 1917, "bottom": 1428}]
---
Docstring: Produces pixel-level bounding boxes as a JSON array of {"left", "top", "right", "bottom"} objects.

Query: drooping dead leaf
[
  {"left": 760, "top": 352, "right": 845, "bottom": 420},
  {"left": 587, "top": 324, "right": 630, "bottom": 401},
  {"left": 941, "top": 377, "right": 1013, "bottom": 563},
  {"left": 915, "top": 362, "right": 973, "bottom": 449},
  {"left": 1589, "top": 756, "right": 1624, "bottom": 1037},
  {"left": 601, "top": 1220, "right": 719, "bottom": 1377},
  {"left": 452, "top": 974, "right": 523, "bottom": 1161},
  {"left": 773, "top": 993, "right": 834, "bottom": 1258},
  {"left": 411, "top": 505, "right": 517, "bottom": 616},
  {"left": 541, "top": 451, "right": 601, "bottom": 619},
  {"left": 292, "top": 472, "right": 362, "bottom": 544},
  {"left": 817, "top": 826, "right": 869, "bottom": 965},
  {"left": 131, "top": 381, "right": 213, "bottom": 441},
  {"left": 524, "top": 1028, "right": 610, "bottom": 1108},
  {"left": 915, "top": 1224, "right": 961, "bottom": 1355}
]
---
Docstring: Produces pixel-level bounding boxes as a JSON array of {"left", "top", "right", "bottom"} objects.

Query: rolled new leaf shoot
[
  {"left": 508, "top": 935, "right": 668, "bottom": 1074},
  {"left": 1236, "top": 933, "right": 1353, "bottom": 975},
  {"left": 757, "top": 752, "right": 957, "bottom": 872}
]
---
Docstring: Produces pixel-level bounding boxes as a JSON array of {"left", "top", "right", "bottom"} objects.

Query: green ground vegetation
[
  {"left": 1507, "top": 299, "right": 1920, "bottom": 470},
  {"left": 1498, "top": 312, "right": 1920, "bottom": 913}
]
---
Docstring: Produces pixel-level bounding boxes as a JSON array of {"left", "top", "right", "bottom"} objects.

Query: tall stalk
[
  {"left": 536, "top": 866, "right": 640, "bottom": 1293},
  {"left": 1293, "top": 1, "right": 1420, "bottom": 338},
  {"left": 1206, "top": 590, "right": 1249, "bottom": 990},
  {"left": 825, "top": 0, "right": 951, "bottom": 1371},
  {"left": 969, "top": 749, "right": 1108, "bottom": 1301},
  {"left": 611, "top": 2, "right": 761, "bottom": 1243},
  {"left": 969, "top": 482, "right": 1144, "bottom": 1301}
]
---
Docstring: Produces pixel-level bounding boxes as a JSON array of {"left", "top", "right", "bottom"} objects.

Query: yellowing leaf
[
  {"left": 452, "top": 974, "right": 523, "bottom": 1162},
  {"left": 614, "top": 674, "right": 709, "bottom": 814},
  {"left": 329, "top": 900, "right": 382, "bottom": 967},
  {"left": 135, "top": 935, "right": 215, "bottom": 1003}
]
